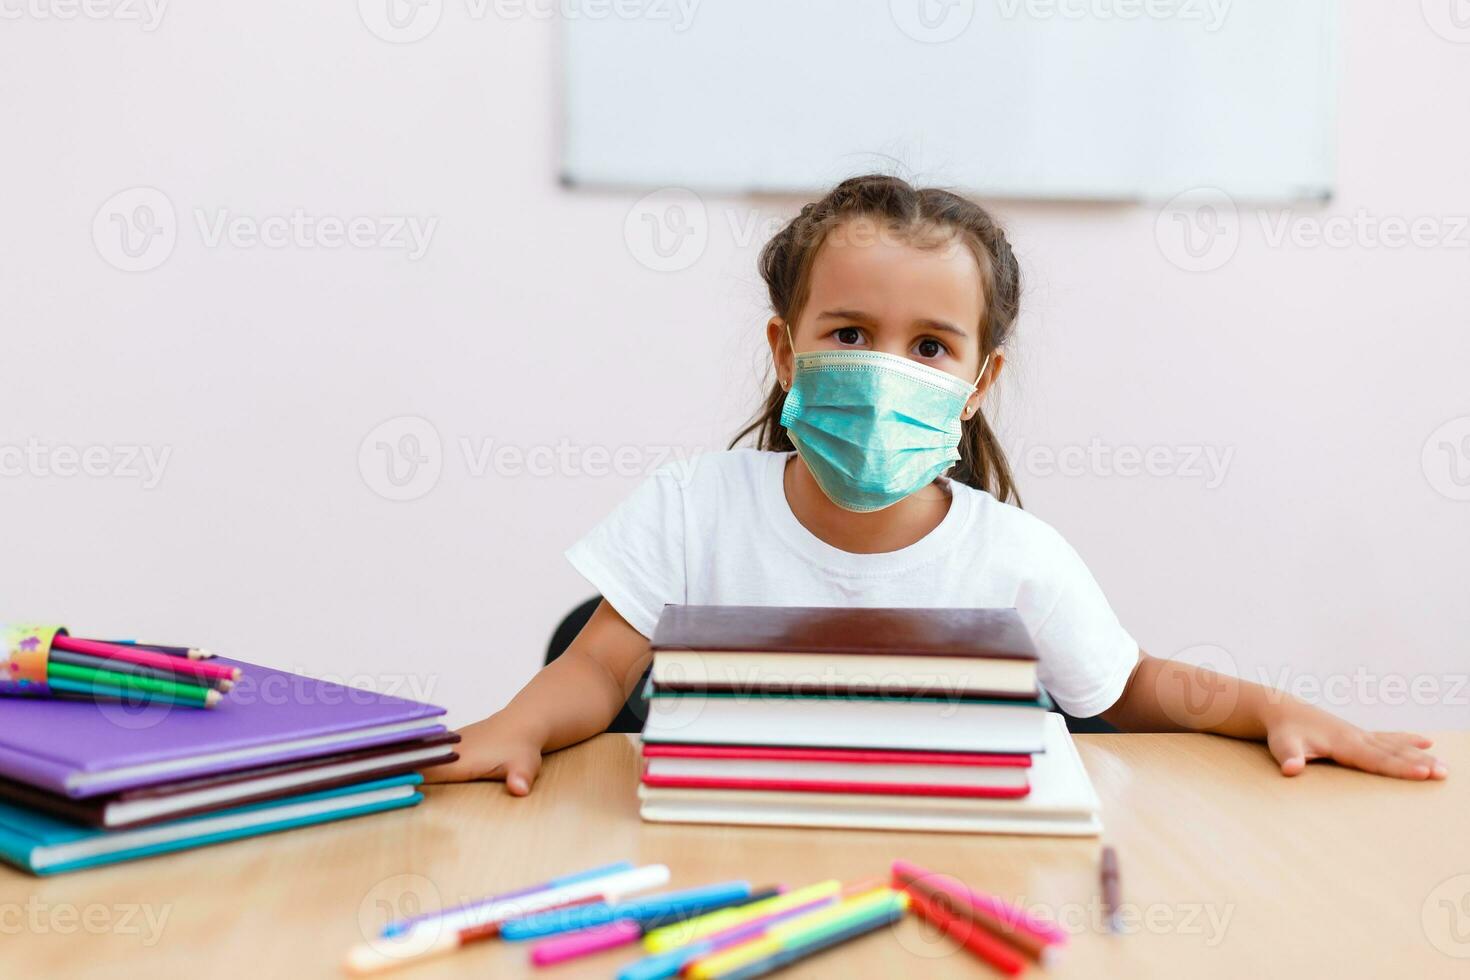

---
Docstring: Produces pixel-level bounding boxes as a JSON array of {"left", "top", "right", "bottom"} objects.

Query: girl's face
[{"left": 771, "top": 222, "right": 1002, "bottom": 417}]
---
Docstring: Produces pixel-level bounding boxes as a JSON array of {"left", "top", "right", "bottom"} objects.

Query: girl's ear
[
  {"left": 766, "top": 317, "right": 794, "bottom": 391},
  {"left": 962, "top": 350, "right": 1005, "bottom": 421}
]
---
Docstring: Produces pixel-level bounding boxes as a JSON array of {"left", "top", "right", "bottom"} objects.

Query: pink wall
[{"left": 1, "top": 3, "right": 1465, "bottom": 729}]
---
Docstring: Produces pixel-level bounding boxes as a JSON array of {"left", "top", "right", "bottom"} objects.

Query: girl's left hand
[{"left": 1264, "top": 701, "right": 1449, "bottom": 780}]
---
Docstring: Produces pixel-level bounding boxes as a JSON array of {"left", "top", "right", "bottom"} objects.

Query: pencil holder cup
[{"left": 0, "top": 624, "right": 68, "bottom": 696}]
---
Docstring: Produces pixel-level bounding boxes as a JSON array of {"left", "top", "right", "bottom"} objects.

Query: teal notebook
[{"left": 0, "top": 774, "right": 422, "bottom": 875}]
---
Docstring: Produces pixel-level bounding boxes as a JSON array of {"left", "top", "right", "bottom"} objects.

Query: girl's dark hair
[{"left": 729, "top": 173, "right": 1023, "bottom": 505}]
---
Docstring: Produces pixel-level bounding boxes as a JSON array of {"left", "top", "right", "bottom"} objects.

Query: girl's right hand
[{"left": 420, "top": 714, "right": 546, "bottom": 795}]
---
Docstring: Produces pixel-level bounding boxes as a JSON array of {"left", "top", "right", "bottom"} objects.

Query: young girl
[{"left": 428, "top": 174, "right": 1446, "bottom": 792}]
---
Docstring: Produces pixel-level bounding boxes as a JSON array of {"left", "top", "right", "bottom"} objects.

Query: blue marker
[{"left": 499, "top": 881, "right": 753, "bottom": 942}]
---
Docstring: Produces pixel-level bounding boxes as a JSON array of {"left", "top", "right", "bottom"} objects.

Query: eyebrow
[{"left": 816, "top": 309, "right": 969, "bottom": 339}]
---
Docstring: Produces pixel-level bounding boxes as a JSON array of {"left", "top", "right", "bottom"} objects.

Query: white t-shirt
[{"left": 565, "top": 449, "right": 1139, "bottom": 718}]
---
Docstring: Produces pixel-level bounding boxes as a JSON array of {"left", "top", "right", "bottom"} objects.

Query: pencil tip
[{"left": 205, "top": 690, "right": 222, "bottom": 708}]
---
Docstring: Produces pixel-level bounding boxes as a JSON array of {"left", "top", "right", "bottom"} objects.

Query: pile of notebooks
[
  {"left": 0, "top": 660, "right": 457, "bottom": 874},
  {"left": 637, "top": 605, "right": 1101, "bottom": 835}
]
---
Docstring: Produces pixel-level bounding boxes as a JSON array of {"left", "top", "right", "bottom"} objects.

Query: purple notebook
[{"left": 0, "top": 659, "right": 447, "bottom": 798}]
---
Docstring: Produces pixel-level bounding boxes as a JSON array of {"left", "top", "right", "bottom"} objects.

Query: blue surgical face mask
[{"left": 779, "top": 324, "right": 989, "bottom": 513}]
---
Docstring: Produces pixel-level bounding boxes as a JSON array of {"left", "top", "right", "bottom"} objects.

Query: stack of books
[
  {"left": 0, "top": 659, "right": 457, "bottom": 874},
  {"left": 637, "top": 605, "right": 1101, "bottom": 835}
]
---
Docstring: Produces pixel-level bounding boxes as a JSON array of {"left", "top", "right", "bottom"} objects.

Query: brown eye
[
  {"left": 916, "top": 338, "right": 943, "bottom": 358},
  {"left": 836, "top": 327, "right": 863, "bottom": 345}
]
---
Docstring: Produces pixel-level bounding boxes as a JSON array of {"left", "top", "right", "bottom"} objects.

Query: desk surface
[{"left": 5, "top": 732, "right": 1467, "bottom": 980}]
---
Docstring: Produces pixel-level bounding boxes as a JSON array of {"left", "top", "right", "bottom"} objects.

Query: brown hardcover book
[
  {"left": 0, "top": 734, "right": 459, "bottom": 829},
  {"left": 649, "top": 605, "right": 1040, "bottom": 699}
]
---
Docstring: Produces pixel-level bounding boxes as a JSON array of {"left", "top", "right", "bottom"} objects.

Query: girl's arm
[
  {"left": 422, "top": 600, "right": 651, "bottom": 793},
  {"left": 1101, "top": 653, "right": 1448, "bottom": 780}
]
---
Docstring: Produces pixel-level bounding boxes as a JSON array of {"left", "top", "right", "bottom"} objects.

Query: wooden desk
[{"left": 4, "top": 733, "right": 1467, "bottom": 979}]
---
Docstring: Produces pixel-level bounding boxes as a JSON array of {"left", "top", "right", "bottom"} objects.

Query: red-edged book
[
  {"left": 0, "top": 734, "right": 458, "bottom": 828},
  {"left": 640, "top": 743, "right": 1031, "bottom": 799}
]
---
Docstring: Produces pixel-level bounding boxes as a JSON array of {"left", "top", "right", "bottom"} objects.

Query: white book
[
  {"left": 651, "top": 650, "right": 1038, "bottom": 699},
  {"left": 639, "top": 714, "right": 1101, "bottom": 837},
  {"left": 641, "top": 690, "right": 1051, "bottom": 755}
]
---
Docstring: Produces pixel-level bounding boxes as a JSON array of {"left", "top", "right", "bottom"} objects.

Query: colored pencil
[
  {"left": 891, "top": 865, "right": 1055, "bottom": 963},
  {"left": 501, "top": 881, "right": 753, "bottom": 942},
  {"left": 642, "top": 880, "right": 843, "bottom": 952},
  {"left": 47, "top": 675, "right": 219, "bottom": 709},
  {"left": 713, "top": 904, "right": 907, "bottom": 980},
  {"left": 618, "top": 894, "right": 840, "bottom": 980},
  {"left": 1101, "top": 846, "right": 1122, "bottom": 934},
  {"left": 52, "top": 635, "right": 238, "bottom": 683},
  {"left": 47, "top": 659, "right": 216, "bottom": 701},
  {"left": 907, "top": 888, "right": 1027, "bottom": 976},
  {"left": 99, "top": 638, "right": 215, "bottom": 660},
  {"left": 891, "top": 860, "right": 1067, "bottom": 949},
  {"left": 686, "top": 889, "right": 908, "bottom": 980},
  {"left": 382, "top": 861, "right": 635, "bottom": 937},
  {"left": 530, "top": 887, "right": 781, "bottom": 966},
  {"left": 49, "top": 648, "right": 233, "bottom": 692}
]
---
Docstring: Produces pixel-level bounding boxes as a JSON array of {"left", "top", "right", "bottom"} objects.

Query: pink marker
[
  {"left": 532, "top": 920, "right": 643, "bottom": 966},
  {"left": 528, "top": 886, "right": 783, "bottom": 967},
  {"left": 891, "top": 859, "right": 1067, "bottom": 948}
]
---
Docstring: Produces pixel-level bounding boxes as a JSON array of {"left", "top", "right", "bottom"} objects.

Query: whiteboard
[{"left": 561, "top": 0, "right": 1337, "bottom": 202}]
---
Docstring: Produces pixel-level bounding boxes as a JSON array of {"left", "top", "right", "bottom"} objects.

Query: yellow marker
[
  {"left": 642, "top": 879, "right": 843, "bottom": 953},
  {"left": 687, "top": 889, "right": 907, "bottom": 980}
]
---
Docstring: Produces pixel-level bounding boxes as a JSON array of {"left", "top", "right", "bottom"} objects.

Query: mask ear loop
[
  {"left": 782, "top": 322, "right": 798, "bottom": 391},
  {"left": 972, "top": 352, "right": 992, "bottom": 389}
]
